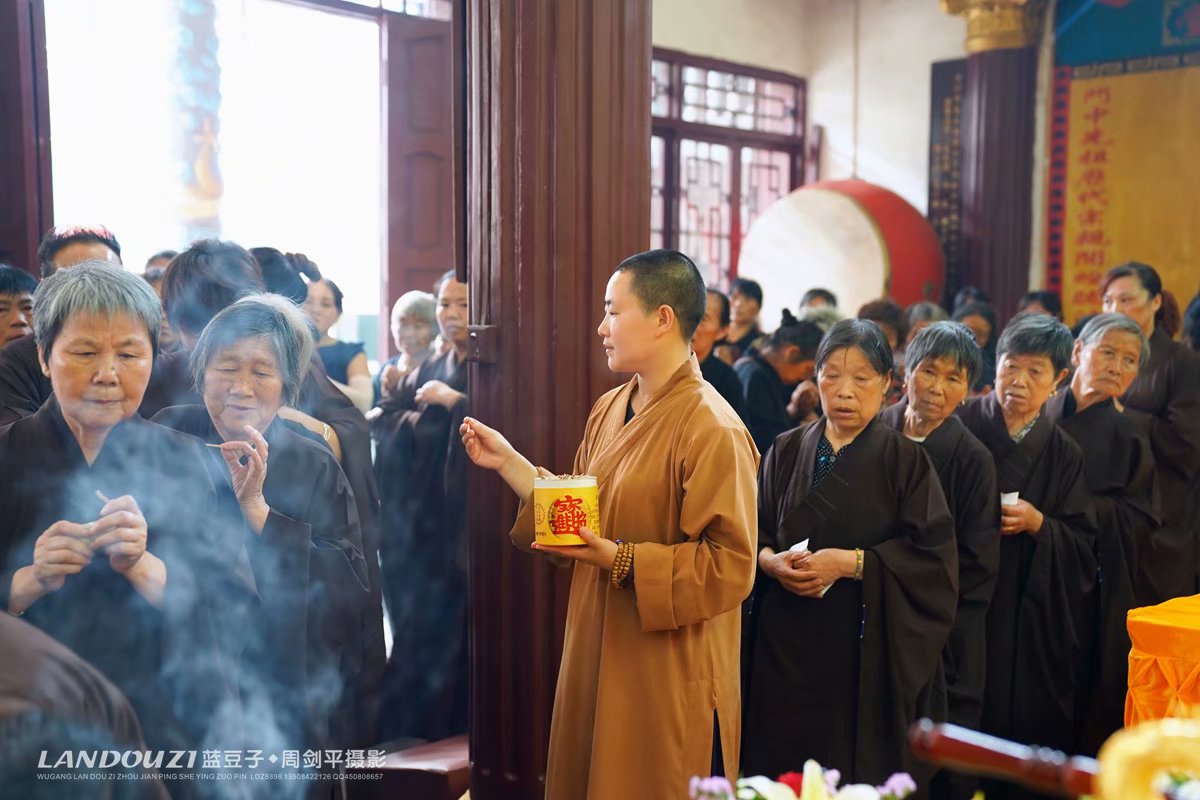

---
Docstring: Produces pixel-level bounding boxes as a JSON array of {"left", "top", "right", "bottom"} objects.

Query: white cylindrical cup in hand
[{"left": 1001, "top": 491, "right": 1020, "bottom": 507}]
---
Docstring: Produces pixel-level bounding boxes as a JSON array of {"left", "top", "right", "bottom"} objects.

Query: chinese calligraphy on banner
[
  {"left": 1053, "top": 65, "right": 1200, "bottom": 324},
  {"left": 1049, "top": 0, "right": 1200, "bottom": 325}
]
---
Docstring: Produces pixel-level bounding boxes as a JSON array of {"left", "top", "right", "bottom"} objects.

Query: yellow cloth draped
[{"left": 1125, "top": 594, "right": 1200, "bottom": 725}]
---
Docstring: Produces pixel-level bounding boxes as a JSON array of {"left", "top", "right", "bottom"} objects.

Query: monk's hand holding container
[
  {"left": 533, "top": 476, "right": 600, "bottom": 547},
  {"left": 530, "top": 476, "right": 620, "bottom": 570}
]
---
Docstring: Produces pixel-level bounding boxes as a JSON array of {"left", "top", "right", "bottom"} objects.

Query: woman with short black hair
[
  {"left": 733, "top": 310, "right": 824, "bottom": 454},
  {"left": 716, "top": 277, "right": 766, "bottom": 363},
  {"left": 953, "top": 301, "right": 999, "bottom": 393},
  {"left": 744, "top": 319, "right": 957, "bottom": 787},
  {"left": 956, "top": 313, "right": 1098, "bottom": 799}
]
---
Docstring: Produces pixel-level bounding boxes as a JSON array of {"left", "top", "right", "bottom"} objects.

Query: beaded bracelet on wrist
[{"left": 611, "top": 540, "right": 635, "bottom": 589}]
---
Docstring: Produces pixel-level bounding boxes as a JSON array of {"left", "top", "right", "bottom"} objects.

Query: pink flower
[
  {"left": 876, "top": 773, "right": 917, "bottom": 799},
  {"left": 690, "top": 775, "right": 735, "bottom": 799},
  {"left": 824, "top": 769, "right": 842, "bottom": 794}
]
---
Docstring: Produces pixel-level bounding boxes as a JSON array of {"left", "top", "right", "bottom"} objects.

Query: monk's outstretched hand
[
  {"left": 532, "top": 527, "right": 618, "bottom": 570},
  {"left": 459, "top": 417, "right": 515, "bottom": 472}
]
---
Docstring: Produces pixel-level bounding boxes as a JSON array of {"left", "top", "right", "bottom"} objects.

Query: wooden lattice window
[{"left": 651, "top": 48, "right": 805, "bottom": 288}]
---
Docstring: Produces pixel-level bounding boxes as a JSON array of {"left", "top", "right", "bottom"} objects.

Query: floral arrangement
[
  {"left": 690, "top": 760, "right": 916, "bottom": 800},
  {"left": 1162, "top": 773, "right": 1200, "bottom": 800}
]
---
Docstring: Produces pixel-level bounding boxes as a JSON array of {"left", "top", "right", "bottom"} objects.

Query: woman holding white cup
[{"left": 956, "top": 312, "right": 1098, "bottom": 800}]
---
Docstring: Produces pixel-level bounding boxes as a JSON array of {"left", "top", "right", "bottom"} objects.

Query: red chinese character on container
[
  {"left": 1086, "top": 106, "right": 1110, "bottom": 125},
  {"left": 1083, "top": 87, "right": 1112, "bottom": 104},
  {"left": 1075, "top": 250, "right": 1107, "bottom": 267},
  {"left": 1081, "top": 149, "right": 1108, "bottom": 165},
  {"left": 550, "top": 495, "right": 588, "bottom": 537},
  {"left": 1075, "top": 229, "right": 1107, "bottom": 246},
  {"left": 1077, "top": 208, "right": 1105, "bottom": 227},
  {"left": 1082, "top": 129, "right": 1112, "bottom": 146}
]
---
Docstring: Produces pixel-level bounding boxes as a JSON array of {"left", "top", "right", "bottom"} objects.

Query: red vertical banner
[{"left": 1044, "top": 66, "right": 1073, "bottom": 294}]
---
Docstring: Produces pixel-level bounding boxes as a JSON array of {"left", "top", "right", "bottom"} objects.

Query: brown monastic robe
[{"left": 508, "top": 357, "right": 758, "bottom": 799}]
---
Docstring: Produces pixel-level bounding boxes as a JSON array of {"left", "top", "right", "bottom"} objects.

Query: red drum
[{"left": 738, "top": 179, "right": 945, "bottom": 328}]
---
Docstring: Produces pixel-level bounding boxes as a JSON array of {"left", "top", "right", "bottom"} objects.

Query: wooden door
[
  {"left": 0, "top": 0, "right": 53, "bottom": 274},
  {"left": 382, "top": 10, "right": 454, "bottom": 356},
  {"left": 462, "top": 0, "right": 652, "bottom": 796}
]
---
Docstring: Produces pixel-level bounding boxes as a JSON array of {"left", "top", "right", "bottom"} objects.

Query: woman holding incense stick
[
  {"left": 154, "top": 293, "right": 370, "bottom": 753},
  {"left": 0, "top": 262, "right": 250, "bottom": 761}
]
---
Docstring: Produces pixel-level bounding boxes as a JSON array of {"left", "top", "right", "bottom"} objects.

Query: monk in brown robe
[
  {"left": 1101, "top": 263, "right": 1200, "bottom": 601},
  {"left": 1044, "top": 314, "right": 1158, "bottom": 755},
  {"left": 460, "top": 249, "right": 758, "bottom": 799}
]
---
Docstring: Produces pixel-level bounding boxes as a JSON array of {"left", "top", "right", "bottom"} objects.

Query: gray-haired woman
[
  {"left": 0, "top": 261, "right": 247, "bottom": 756},
  {"left": 372, "top": 289, "right": 437, "bottom": 408},
  {"left": 1044, "top": 313, "right": 1157, "bottom": 755},
  {"left": 152, "top": 294, "right": 370, "bottom": 751},
  {"left": 744, "top": 319, "right": 957, "bottom": 786},
  {"left": 956, "top": 312, "right": 1098, "bottom": 800}
]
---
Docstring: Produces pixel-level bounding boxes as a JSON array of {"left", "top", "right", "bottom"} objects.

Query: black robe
[
  {"left": 881, "top": 402, "right": 999, "bottom": 800},
  {"left": 1044, "top": 391, "right": 1158, "bottom": 755},
  {"left": 880, "top": 402, "right": 999, "bottom": 738},
  {"left": 370, "top": 349, "right": 470, "bottom": 741},
  {"left": 0, "top": 335, "right": 387, "bottom": 742},
  {"left": 700, "top": 352, "right": 745, "bottom": 420},
  {"left": 0, "top": 614, "right": 170, "bottom": 799},
  {"left": 152, "top": 405, "right": 371, "bottom": 750},
  {"left": 0, "top": 333, "right": 44, "bottom": 427},
  {"left": 956, "top": 394, "right": 1098, "bottom": 800},
  {"left": 1120, "top": 327, "right": 1200, "bottom": 601},
  {"left": 734, "top": 351, "right": 793, "bottom": 456},
  {"left": 743, "top": 418, "right": 958, "bottom": 789},
  {"left": 0, "top": 400, "right": 251, "bottom": 759}
]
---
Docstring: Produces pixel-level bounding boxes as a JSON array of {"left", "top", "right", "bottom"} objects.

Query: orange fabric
[{"left": 1125, "top": 594, "right": 1200, "bottom": 726}]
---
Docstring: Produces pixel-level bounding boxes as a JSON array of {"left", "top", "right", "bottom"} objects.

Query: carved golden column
[
  {"left": 941, "top": 0, "right": 1048, "bottom": 321},
  {"left": 941, "top": 0, "right": 1047, "bottom": 53}
]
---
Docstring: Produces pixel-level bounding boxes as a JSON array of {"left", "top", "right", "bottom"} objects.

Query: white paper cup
[{"left": 1000, "top": 491, "right": 1020, "bottom": 507}]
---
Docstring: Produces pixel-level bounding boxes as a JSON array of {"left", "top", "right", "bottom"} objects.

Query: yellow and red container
[{"left": 533, "top": 476, "right": 600, "bottom": 547}]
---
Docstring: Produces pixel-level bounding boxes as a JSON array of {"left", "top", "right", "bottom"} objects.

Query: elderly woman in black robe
[
  {"left": 956, "top": 313, "right": 1098, "bottom": 800},
  {"left": 373, "top": 270, "right": 471, "bottom": 742},
  {"left": 880, "top": 321, "right": 998, "bottom": 800},
  {"left": 0, "top": 262, "right": 247, "bottom": 759},
  {"left": 1101, "top": 262, "right": 1200, "bottom": 602},
  {"left": 153, "top": 294, "right": 370, "bottom": 752},
  {"left": 1043, "top": 313, "right": 1157, "bottom": 755},
  {"left": 743, "top": 319, "right": 958, "bottom": 788}
]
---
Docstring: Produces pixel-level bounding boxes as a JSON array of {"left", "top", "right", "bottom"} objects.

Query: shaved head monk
[{"left": 461, "top": 249, "right": 759, "bottom": 798}]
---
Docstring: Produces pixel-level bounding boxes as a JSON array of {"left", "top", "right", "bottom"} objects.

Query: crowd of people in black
[
  {"left": 0, "top": 224, "right": 1197, "bottom": 800},
  {"left": 0, "top": 227, "right": 471, "bottom": 798}
]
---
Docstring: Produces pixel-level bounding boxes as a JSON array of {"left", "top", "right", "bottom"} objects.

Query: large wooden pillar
[
  {"left": 943, "top": 0, "right": 1045, "bottom": 321},
  {"left": 0, "top": 0, "right": 52, "bottom": 274},
  {"left": 462, "top": 0, "right": 651, "bottom": 797}
]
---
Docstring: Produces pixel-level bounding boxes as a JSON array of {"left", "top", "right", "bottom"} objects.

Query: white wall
[
  {"left": 652, "top": 0, "right": 808, "bottom": 78},
  {"left": 652, "top": 0, "right": 967, "bottom": 214},
  {"left": 804, "top": 0, "right": 964, "bottom": 214}
]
